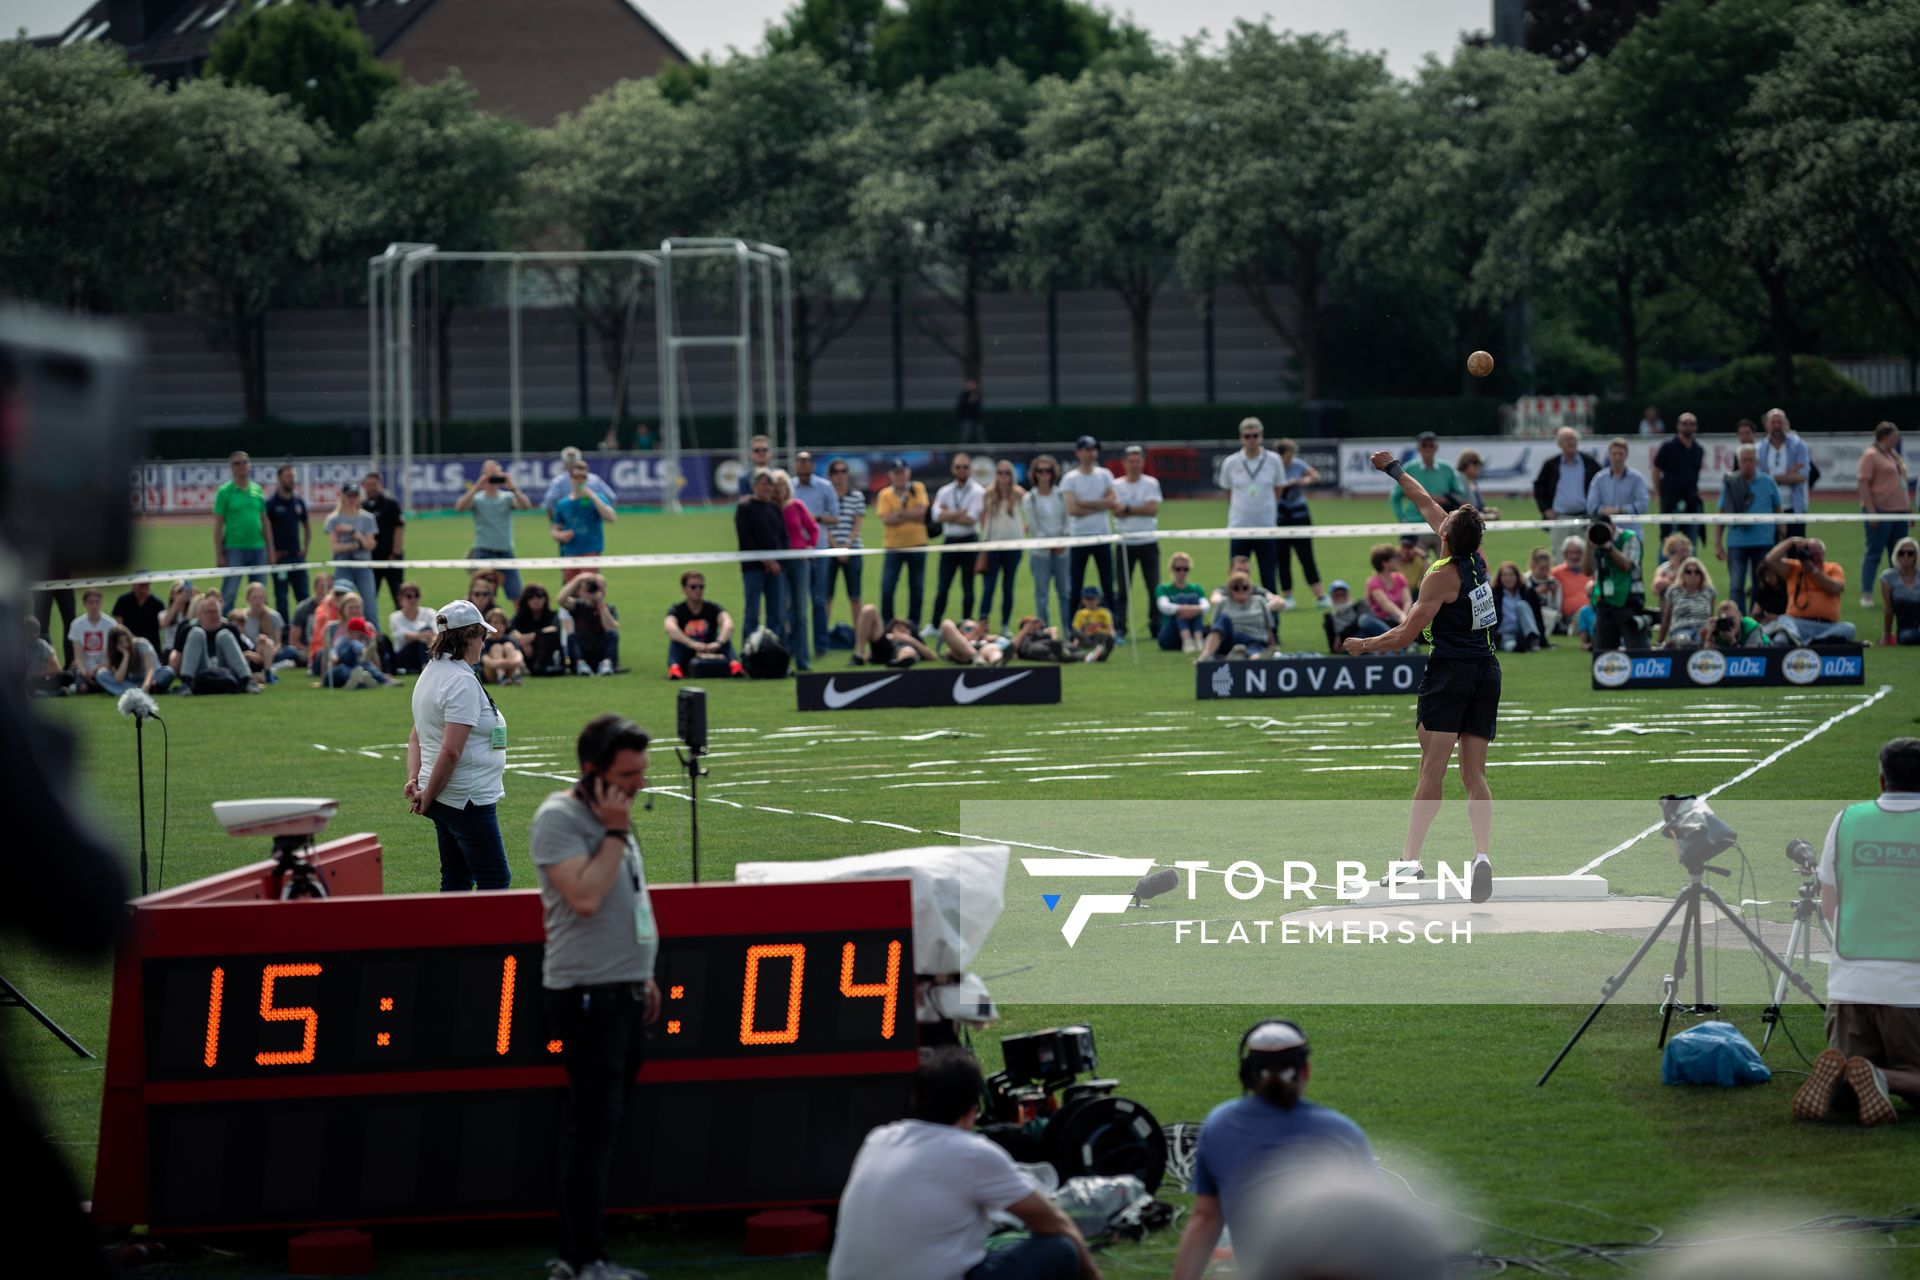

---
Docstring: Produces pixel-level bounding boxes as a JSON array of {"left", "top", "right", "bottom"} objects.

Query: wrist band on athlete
[
  {"left": 605, "top": 829, "right": 629, "bottom": 843},
  {"left": 1384, "top": 460, "right": 1405, "bottom": 480}
]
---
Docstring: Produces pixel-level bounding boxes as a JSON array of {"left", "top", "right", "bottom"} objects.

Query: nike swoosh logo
[
  {"left": 953, "top": 671, "right": 1032, "bottom": 705},
  {"left": 822, "top": 675, "right": 903, "bottom": 708}
]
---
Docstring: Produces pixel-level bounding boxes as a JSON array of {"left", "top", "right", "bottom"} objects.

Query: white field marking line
[
  {"left": 1303, "top": 765, "right": 1414, "bottom": 773},
  {"left": 803, "top": 811, "right": 854, "bottom": 824},
  {"left": 1027, "top": 775, "right": 1114, "bottom": 783},
  {"left": 1183, "top": 769, "right": 1259, "bottom": 776},
  {"left": 1570, "top": 684, "right": 1893, "bottom": 877},
  {"left": 885, "top": 779, "right": 998, "bottom": 788},
  {"left": 863, "top": 820, "right": 922, "bottom": 832}
]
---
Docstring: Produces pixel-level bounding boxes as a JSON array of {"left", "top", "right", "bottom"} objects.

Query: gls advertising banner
[
  {"left": 1590, "top": 645, "right": 1865, "bottom": 690},
  {"left": 797, "top": 666, "right": 1062, "bottom": 711},
  {"left": 1195, "top": 653, "right": 1427, "bottom": 700}
]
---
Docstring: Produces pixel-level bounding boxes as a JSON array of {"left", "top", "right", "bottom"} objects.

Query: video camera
[
  {"left": 982, "top": 1024, "right": 1167, "bottom": 1193},
  {"left": 1660, "top": 794, "right": 1739, "bottom": 874}
]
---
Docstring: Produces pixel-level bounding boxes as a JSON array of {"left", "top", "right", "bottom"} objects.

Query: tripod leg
[
  {"left": 1699, "top": 886, "right": 1826, "bottom": 1009},
  {"left": 1539, "top": 886, "right": 1695, "bottom": 1086},
  {"left": 1760, "top": 914, "right": 1802, "bottom": 1053},
  {"left": 1660, "top": 891, "right": 1703, "bottom": 1048},
  {"left": 0, "top": 977, "right": 90, "bottom": 1058}
]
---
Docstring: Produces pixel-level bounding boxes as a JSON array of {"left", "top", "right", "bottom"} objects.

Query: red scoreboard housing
[{"left": 93, "top": 835, "right": 917, "bottom": 1232}]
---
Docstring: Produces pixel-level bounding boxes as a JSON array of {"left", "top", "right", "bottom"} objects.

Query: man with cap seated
[
  {"left": 1169, "top": 1019, "right": 1376, "bottom": 1280},
  {"left": 1322, "top": 579, "right": 1390, "bottom": 653}
]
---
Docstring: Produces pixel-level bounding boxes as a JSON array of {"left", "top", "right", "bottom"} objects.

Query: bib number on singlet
[{"left": 1467, "top": 580, "right": 1496, "bottom": 631}]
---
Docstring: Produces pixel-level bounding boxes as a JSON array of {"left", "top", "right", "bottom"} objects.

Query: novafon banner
[
  {"left": 1195, "top": 654, "right": 1427, "bottom": 699},
  {"left": 1337, "top": 433, "right": 1879, "bottom": 497},
  {"left": 796, "top": 665, "right": 1062, "bottom": 711},
  {"left": 1590, "top": 645, "right": 1865, "bottom": 690}
]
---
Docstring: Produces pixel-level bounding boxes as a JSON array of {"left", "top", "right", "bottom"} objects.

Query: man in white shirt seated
[
  {"left": 1792, "top": 737, "right": 1920, "bottom": 1127},
  {"left": 829, "top": 1047, "right": 1099, "bottom": 1280}
]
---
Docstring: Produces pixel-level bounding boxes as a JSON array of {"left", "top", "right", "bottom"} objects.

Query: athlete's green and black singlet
[{"left": 1422, "top": 552, "right": 1496, "bottom": 659}]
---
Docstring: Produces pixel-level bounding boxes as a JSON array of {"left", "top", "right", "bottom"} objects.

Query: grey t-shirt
[
  {"left": 469, "top": 490, "right": 517, "bottom": 552},
  {"left": 529, "top": 788, "right": 656, "bottom": 989},
  {"left": 325, "top": 510, "right": 377, "bottom": 562}
]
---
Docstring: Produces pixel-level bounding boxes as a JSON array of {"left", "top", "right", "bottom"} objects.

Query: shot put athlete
[{"left": 1343, "top": 450, "right": 1498, "bottom": 903}]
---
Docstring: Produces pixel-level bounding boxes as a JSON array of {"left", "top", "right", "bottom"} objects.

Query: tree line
[{"left": 1, "top": 0, "right": 1914, "bottom": 427}]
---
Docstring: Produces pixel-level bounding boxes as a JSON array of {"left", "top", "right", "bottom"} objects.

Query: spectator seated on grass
[
  {"left": 326, "top": 595, "right": 393, "bottom": 689},
  {"left": 509, "top": 582, "right": 569, "bottom": 676},
  {"left": 1156, "top": 552, "right": 1210, "bottom": 652},
  {"left": 304, "top": 580, "right": 351, "bottom": 676},
  {"left": 828, "top": 1046, "right": 1097, "bottom": 1280},
  {"left": 67, "top": 587, "right": 114, "bottom": 691},
  {"left": 1212, "top": 554, "right": 1285, "bottom": 614},
  {"left": 1323, "top": 579, "right": 1388, "bottom": 654},
  {"left": 558, "top": 572, "right": 620, "bottom": 676},
  {"left": 225, "top": 607, "right": 269, "bottom": 680},
  {"left": 288, "top": 571, "right": 331, "bottom": 657},
  {"left": 1879, "top": 536, "right": 1919, "bottom": 646},
  {"left": 1363, "top": 544, "right": 1411, "bottom": 631},
  {"left": 1708, "top": 599, "right": 1767, "bottom": 649},
  {"left": 1068, "top": 585, "right": 1116, "bottom": 663},
  {"left": 1526, "top": 547, "right": 1564, "bottom": 634},
  {"left": 240, "top": 581, "right": 301, "bottom": 671},
  {"left": 1492, "top": 561, "right": 1546, "bottom": 653},
  {"left": 850, "top": 606, "right": 938, "bottom": 668},
  {"left": 664, "top": 571, "right": 742, "bottom": 679},
  {"left": 1749, "top": 558, "right": 1789, "bottom": 634},
  {"left": 178, "top": 591, "right": 258, "bottom": 695},
  {"left": 26, "top": 617, "right": 73, "bottom": 696},
  {"left": 1550, "top": 537, "right": 1592, "bottom": 636},
  {"left": 95, "top": 624, "right": 174, "bottom": 697},
  {"left": 1197, "top": 572, "right": 1277, "bottom": 662},
  {"left": 1660, "top": 558, "right": 1717, "bottom": 649},
  {"left": 1767, "top": 536, "right": 1856, "bottom": 646},
  {"left": 388, "top": 582, "right": 437, "bottom": 675},
  {"left": 1012, "top": 615, "right": 1068, "bottom": 662},
  {"left": 1652, "top": 533, "right": 1695, "bottom": 602},
  {"left": 939, "top": 618, "right": 1009, "bottom": 667},
  {"left": 480, "top": 609, "right": 525, "bottom": 685}
]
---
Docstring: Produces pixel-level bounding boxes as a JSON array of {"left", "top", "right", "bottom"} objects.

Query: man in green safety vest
[{"left": 1791, "top": 737, "right": 1920, "bottom": 1126}]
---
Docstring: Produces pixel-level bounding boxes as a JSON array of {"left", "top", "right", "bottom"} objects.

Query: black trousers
[
  {"left": 544, "top": 984, "right": 648, "bottom": 1271},
  {"left": 1070, "top": 544, "right": 1115, "bottom": 624},
  {"left": 1658, "top": 492, "right": 1705, "bottom": 546},
  {"left": 1228, "top": 538, "right": 1280, "bottom": 594},
  {"left": 1594, "top": 601, "right": 1648, "bottom": 650},
  {"left": 1118, "top": 541, "right": 1159, "bottom": 637},
  {"left": 373, "top": 562, "right": 406, "bottom": 612},
  {"left": 1275, "top": 510, "right": 1321, "bottom": 594},
  {"left": 931, "top": 535, "right": 978, "bottom": 622}
]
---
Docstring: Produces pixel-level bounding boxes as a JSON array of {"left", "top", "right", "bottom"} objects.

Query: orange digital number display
[
  {"left": 495, "top": 955, "right": 517, "bottom": 1056},
  {"left": 202, "top": 966, "right": 225, "bottom": 1068},
  {"left": 254, "top": 963, "right": 322, "bottom": 1066},
  {"left": 739, "top": 943, "right": 806, "bottom": 1045},
  {"left": 839, "top": 940, "right": 901, "bottom": 1040}
]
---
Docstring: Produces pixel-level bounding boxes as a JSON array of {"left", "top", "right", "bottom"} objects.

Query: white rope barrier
[{"left": 33, "top": 510, "right": 1915, "bottom": 592}]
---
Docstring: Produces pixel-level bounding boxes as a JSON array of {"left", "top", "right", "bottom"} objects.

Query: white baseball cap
[{"left": 435, "top": 599, "right": 496, "bottom": 633}]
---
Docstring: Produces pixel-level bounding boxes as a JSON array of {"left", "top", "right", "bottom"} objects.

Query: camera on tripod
[
  {"left": 1659, "top": 794, "right": 1739, "bottom": 874},
  {"left": 981, "top": 1024, "right": 1167, "bottom": 1193},
  {"left": 213, "top": 799, "right": 337, "bottom": 900},
  {"left": 1785, "top": 838, "right": 1818, "bottom": 875}
]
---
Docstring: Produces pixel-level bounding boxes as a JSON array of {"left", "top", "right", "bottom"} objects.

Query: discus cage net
[{"left": 366, "top": 239, "right": 796, "bottom": 514}]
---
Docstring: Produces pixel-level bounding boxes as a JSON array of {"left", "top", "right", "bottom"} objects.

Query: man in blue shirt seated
[{"left": 1171, "top": 1020, "right": 1377, "bottom": 1280}]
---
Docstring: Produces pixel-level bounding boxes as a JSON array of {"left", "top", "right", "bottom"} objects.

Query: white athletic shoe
[
  {"left": 596, "top": 658, "right": 615, "bottom": 676},
  {"left": 1860, "top": 593, "right": 1876, "bottom": 609},
  {"left": 575, "top": 659, "right": 592, "bottom": 676},
  {"left": 1181, "top": 631, "right": 1199, "bottom": 654}
]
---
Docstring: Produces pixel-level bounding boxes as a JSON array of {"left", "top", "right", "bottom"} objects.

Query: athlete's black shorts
[{"left": 1416, "top": 655, "right": 1501, "bottom": 741}]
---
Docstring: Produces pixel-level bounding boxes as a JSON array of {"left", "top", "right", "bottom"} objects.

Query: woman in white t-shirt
[
  {"left": 1020, "top": 455, "right": 1072, "bottom": 627},
  {"left": 405, "top": 600, "right": 510, "bottom": 891}
]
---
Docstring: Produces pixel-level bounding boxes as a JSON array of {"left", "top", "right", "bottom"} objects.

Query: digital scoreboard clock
[{"left": 92, "top": 836, "right": 917, "bottom": 1232}]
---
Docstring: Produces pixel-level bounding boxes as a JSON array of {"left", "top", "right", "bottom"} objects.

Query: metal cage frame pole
[
  {"left": 508, "top": 258, "right": 522, "bottom": 462},
  {"left": 656, "top": 247, "right": 678, "bottom": 513}
]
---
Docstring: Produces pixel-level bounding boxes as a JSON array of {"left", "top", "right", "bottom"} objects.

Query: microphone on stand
[{"left": 117, "top": 687, "right": 161, "bottom": 722}]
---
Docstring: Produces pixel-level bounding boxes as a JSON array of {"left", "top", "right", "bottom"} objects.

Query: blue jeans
[
  {"left": 979, "top": 549, "right": 1022, "bottom": 629},
  {"left": 469, "top": 547, "right": 522, "bottom": 602},
  {"left": 966, "top": 1234, "right": 1079, "bottom": 1280},
  {"left": 271, "top": 552, "right": 309, "bottom": 622},
  {"left": 568, "top": 629, "right": 621, "bottom": 669},
  {"left": 94, "top": 665, "right": 175, "bottom": 696},
  {"left": 425, "top": 799, "right": 510, "bottom": 891},
  {"left": 741, "top": 564, "right": 785, "bottom": 637},
  {"left": 1862, "top": 519, "right": 1909, "bottom": 588},
  {"left": 334, "top": 563, "right": 377, "bottom": 605},
  {"left": 782, "top": 556, "right": 814, "bottom": 669},
  {"left": 326, "top": 638, "right": 390, "bottom": 686},
  {"left": 1782, "top": 616, "right": 1857, "bottom": 645},
  {"left": 1725, "top": 543, "right": 1766, "bottom": 612},
  {"left": 822, "top": 552, "right": 863, "bottom": 620},
  {"left": 880, "top": 550, "right": 925, "bottom": 628},
  {"left": 1029, "top": 548, "right": 1070, "bottom": 626},
  {"left": 221, "top": 546, "right": 270, "bottom": 610},
  {"left": 810, "top": 549, "right": 834, "bottom": 650},
  {"left": 1157, "top": 612, "right": 1208, "bottom": 649}
]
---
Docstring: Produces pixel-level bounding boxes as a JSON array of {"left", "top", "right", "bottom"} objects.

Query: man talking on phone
[{"left": 531, "top": 714, "right": 661, "bottom": 1280}]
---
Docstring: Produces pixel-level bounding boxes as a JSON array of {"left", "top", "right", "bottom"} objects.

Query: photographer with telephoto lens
[{"left": 1586, "top": 513, "right": 1648, "bottom": 650}]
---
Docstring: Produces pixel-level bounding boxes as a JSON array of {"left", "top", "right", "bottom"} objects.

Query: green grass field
[{"left": 10, "top": 497, "right": 1919, "bottom": 1276}]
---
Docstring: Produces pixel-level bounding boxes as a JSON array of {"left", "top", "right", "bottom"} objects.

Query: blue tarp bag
[{"left": 1661, "top": 1021, "right": 1772, "bottom": 1086}]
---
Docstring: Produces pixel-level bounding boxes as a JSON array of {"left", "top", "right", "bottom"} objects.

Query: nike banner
[
  {"left": 1195, "top": 654, "right": 1427, "bottom": 699},
  {"left": 797, "top": 666, "right": 1063, "bottom": 711}
]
